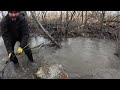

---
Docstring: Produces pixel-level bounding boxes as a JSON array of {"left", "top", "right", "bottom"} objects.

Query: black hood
[{"left": 8, "top": 11, "right": 21, "bottom": 13}]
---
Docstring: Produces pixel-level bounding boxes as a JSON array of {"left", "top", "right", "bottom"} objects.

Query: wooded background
[{"left": 0, "top": 11, "right": 120, "bottom": 40}]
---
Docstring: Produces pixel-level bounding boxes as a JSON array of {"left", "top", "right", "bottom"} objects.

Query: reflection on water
[
  {"left": 44, "top": 37, "right": 120, "bottom": 78},
  {"left": 29, "top": 36, "right": 49, "bottom": 48}
]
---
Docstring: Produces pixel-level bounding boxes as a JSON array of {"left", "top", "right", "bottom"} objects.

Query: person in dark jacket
[{"left": 1, "top": 11, "right": 34, "bottom": 67}]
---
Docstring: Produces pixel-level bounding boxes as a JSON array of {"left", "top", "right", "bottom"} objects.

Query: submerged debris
[{"left": 36, "top": 64, "right": 69, "bottom": 79}]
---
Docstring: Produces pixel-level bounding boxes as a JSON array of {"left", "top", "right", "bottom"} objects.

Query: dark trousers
[{"left": 8, "top": 40, "right": 34, "bottom": 64}]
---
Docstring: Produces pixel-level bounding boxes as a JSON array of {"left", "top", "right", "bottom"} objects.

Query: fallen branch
[
  {"left": 30, "top": 11, "right": 61, "bottom": 48},
  {"left": 30, "top": 43, "right": 44, "bottom": 50}
]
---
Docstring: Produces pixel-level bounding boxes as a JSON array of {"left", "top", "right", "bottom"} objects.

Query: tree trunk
[
  {"left": 70, "top": 11, "right": 76, "bottom": 21},
  {"left": 30, "top": 11, "right": 61, "bottom": 48},
  {"left": 41, "top": 11, "right": 47, "bottom": 24},
  {"left": 59, "top": 11, "right": 63, "bottom": 34},
  {"left": 1, "top": 11, "right": 5, "bottom": 18},
  {"left": 60, "top": 11, "right": 63, "bottom": 27},
  {"left": 100, "top": 11, "right": 105, "bottom": 31},
  {"left": 21, "top": 11, "right": 27, "bottom": 16},
  {"left": 116, "top": 11, "right": 120, "bottom": 21},
  {"left": 77, "top": 11, "right": 81, "bottom": 21},
  {"left": 65, "top": 11, "right": 69, "bottom": 37},
  {"left": 81, "top": 11, "right": 84, "bottom": 24},
  {"left": 84, "top": 11, "right": 88, "bottom": 28},
  {"left": 21, "top": 11, "right": 29, "bottom": 21}
]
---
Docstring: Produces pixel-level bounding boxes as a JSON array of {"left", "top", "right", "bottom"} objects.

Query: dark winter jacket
[{"left": 0, "top": 13, "right": 29, "bottom": 53}]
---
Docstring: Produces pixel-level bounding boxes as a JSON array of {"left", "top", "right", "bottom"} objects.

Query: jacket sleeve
[
  {"left": 1, "top": 18, "right": 13, "bottom": 53},
  {"left": 20, "top": 18, "right": 29, "bottom": 49}
]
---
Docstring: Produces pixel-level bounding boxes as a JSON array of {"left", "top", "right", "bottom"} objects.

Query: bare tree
[
  {"left": 1, "top": 11, "right": 5, "bottom": 18},
  {"left": 21, "top": 11, "right": 28, "bottom": 19},
  {"left": 116, "top": 11, "right": 120, "bottom": 21},
  {"left": 58, "top": 11, "right": 63, "bottom": 34},
  {"left": 65, "top": 11, "right": 76, "bottom": 36},
  {"left": 60, "top": 11, "right": 63, "bottom": 26},
  {"left": 84, "top": 11, "right": 88, "bottom": 28},
  {"left": 100, "top": 11, "right": 106, "bottom": 30},
  {"left": 81, "top": 11, "right": 84, "bottom": 23},
  {"left": 65, "top": 11, "right": 69, "bottom": 37},
  {"left": 41, "top": 11, "right": 47, "bottom": 24},
  {"left": 76, "top": 11, "right": 81, "bottom": 21}
]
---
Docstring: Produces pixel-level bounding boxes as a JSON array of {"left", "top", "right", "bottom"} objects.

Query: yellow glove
[
  {"left": 17, "top": 47, "right": 23, "bottom": 55},
  {"left": 6, "top": 53, "right": 13, "bottom": 64},
  {"left": 8, "top": 53, "right": 12, "bottom": 59}
]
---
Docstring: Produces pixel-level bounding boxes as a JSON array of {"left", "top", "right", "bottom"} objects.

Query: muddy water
[
  {"left": 43, "top": 37, "right": 120, "bottom": 79},
  {"left": 0, "top": 36, "right": 120, "bottom": 79},
  {"left": 0, "top": 36, "right": 49, "bottom": 79}
]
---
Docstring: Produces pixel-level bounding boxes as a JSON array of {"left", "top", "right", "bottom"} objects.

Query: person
[{"left": 0, "top": 11, "right": 35, "bottom": 67}]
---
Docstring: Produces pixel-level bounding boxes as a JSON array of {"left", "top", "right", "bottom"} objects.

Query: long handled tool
[
  {"left": 0, "top": 42, "right": 45, "bottom": 79},
  {"left": 1, "top": 43, "right": 30, "bottom": 79}
]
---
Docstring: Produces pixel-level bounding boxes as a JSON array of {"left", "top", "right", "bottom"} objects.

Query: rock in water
[{"left": 36, "top": 64, "right": 69, "bottom": 79}]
